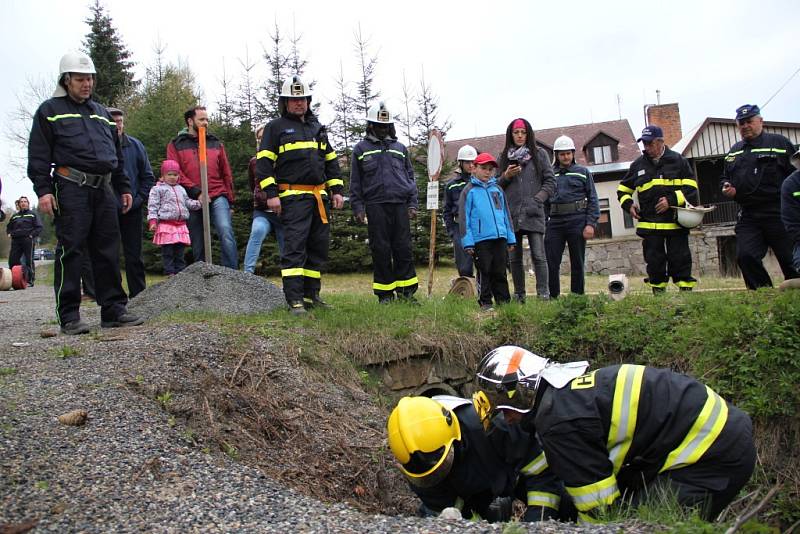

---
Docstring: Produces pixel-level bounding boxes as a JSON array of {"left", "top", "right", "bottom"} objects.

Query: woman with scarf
[{"left": 497, "top": 118, "right": 556, "bottom": 301}]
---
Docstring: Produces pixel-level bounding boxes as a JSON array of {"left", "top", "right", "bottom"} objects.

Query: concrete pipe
[
  {"left": 0, "top": 268, "right": 12, "bottom": 291},
  {"left": 608, "top": 273, "right": 629, "bottom": 301}
]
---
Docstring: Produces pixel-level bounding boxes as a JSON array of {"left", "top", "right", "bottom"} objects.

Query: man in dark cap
[{"left": 721, "top": 105, "right": 799, "bottom": 289}]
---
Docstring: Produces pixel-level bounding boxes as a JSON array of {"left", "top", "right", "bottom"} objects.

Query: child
[
  {"left": 458, "top": 153, "right": 516, "bottom": 311},
  {"left": 147, "top": 160, "right": 201, "bottom": 275}
]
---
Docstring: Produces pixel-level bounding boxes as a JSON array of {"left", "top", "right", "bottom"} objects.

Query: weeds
[
  {"left": 0, "top": 367, "right": 17, "bottom": 377},
  {"left": 53, "top": 345, "right": 81, "bottom": 359},
  {"left": 155, "top": 391, "right": 173, "bottom": 408}
]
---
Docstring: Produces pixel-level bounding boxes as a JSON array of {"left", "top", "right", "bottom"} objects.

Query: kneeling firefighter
[
  {"left": 387, "top": 395, "right": 574, "bottom": 522},
  {"left": 475, "top": 346, "right": 756, "bottom": 523}
]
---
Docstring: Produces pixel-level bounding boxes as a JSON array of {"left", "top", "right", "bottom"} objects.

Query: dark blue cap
[
  {"left": 735, "top": 104, "right": 760, "bottom": 121},
  {"left": 637, "top": 125, "right": 664, "bottom": 143}
]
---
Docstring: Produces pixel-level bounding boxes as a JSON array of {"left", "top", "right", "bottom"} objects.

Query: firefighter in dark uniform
[
  {"left": 721, "top": 104, "right": 799, "bottom": 289},
  {"left": 617, "top": 126, "right": 699, "bottom": 293},
  {"left": 349, "top": 102, "right": 419, "bottom": 304},
  {"left": 6, "top": 196, "right": 42, "bottom": 286},
  {"left": 476, "top": 346, "right": 756, "bottom": 523},
  {"left": 387, "top": 395, "right": 575, "bottom": 522},
  {"left": 443, "top": 145, "right": 478, "bottom": 278},
  {"left": 27, "top": 51, "right": 143, "bottom": 335},
  {"left": 781, "top": 149, "right": 800, "bottom": 283},
  {"left": 256, "top": 75, "right": 344, "bottom": 315}
]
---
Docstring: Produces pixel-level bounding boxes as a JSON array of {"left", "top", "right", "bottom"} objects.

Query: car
[{"left": 33, "top": 249, "right": 54, "bottom": 260}]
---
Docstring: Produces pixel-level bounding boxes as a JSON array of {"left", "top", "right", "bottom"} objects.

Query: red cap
[
  {"left": 474, "top": 153, "right": 498, "bottom": 167},
  {"left": 512, "top": 119, "right": 526, "bottom": 130}
]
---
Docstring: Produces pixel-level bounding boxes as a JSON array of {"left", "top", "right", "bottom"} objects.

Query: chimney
[{"left": 646, "top": 103, "right": 682, "bottom": 148}]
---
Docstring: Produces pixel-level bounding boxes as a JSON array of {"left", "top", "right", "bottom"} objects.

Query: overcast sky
[{"left": 2, "top": 0, "right": 798, "bottom": 206}]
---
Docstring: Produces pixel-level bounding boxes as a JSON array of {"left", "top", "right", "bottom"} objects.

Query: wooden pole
[
  {"left": 426, "top": 209, "right": 437, "bottom": 297},
  {"left": 198, "top": 126, "right": 212, "bottom": 264}
]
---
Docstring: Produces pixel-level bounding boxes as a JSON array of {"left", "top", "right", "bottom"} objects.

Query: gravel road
[{"left": 0, "top": 273, "right": 623, "bottom": 533}]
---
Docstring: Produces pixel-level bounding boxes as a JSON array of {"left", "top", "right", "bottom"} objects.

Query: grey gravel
[{"left": 0, "top": 278, "right": 627, "bottom": 533}]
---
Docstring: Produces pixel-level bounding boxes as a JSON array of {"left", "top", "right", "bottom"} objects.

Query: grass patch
[
  {"left": 53, "top": 345, "right": 81, "bottom": 359},
  {"left": 0, "top": 367, "right": 17, "bottom": 377}
]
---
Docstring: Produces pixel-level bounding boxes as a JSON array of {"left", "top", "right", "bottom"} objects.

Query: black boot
[{"left": 304, "top": 293, "right": 332, "bottom": 310}]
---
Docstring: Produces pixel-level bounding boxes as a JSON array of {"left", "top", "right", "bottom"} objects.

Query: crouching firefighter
[
  {"left": 387, "top": 395, "right": 575, "bottom": 522},
  {"left": 349, "top": 101, "right": 419, "bottom": 304},
  {"left": 476, "top": 346, "right": 756, "bottom": 523},
  {"left": 256, "top": 75, "right": 344, "bottom": 315}
]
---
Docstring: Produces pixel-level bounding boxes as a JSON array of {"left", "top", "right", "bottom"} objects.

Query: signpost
[
  {"left": 426, "top": 129, "right": 444, "bottom": 297},
  {"left": 198, "top": 126, "right": 212, "bottom": 264}
]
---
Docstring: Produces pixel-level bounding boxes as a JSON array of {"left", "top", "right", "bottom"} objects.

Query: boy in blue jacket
[{"left": 458, "top": 153, "right": 516, "bottom": 310}]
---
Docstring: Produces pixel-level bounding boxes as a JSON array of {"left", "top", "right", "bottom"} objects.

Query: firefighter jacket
[
  {"left": 412, "top": 398, "right": 564, "bottom": 522},
  {"left": 349, "top": 134, "right": 417, "bottom": 216},
  {"left": 6, "top": 209, "right": 43, "bottom": 239},
  {"left": 617, "top": 147, "right": 698, "bottom": 236},
  {"left": 782, "top": 170, "right": 800, "bottom": 244},
  {"left": 534, "top": 364, "right": 743, "bottom": 521},
  {"left": 442, "top": 171, "right": 469, "bottom": 237},
  {"left": 167, "top": 129, "right": 235, "bottom": 202},
  {"left": 549, "top": 162, "right": 601, "bottom": 227},
  {"left": 27, "top": 95, "right": 129, "bottom": 198},
  {"left": 458, "top": 177, "right": 517, "bottom": 249},
  {"left": 722, "top": 132, "right": 796, "bottom": 216},
  {"left": 255, "top": 113, "right": 343, "bottom": 199}
]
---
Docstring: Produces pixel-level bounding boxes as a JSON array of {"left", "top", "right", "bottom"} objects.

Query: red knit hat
[{"left": 161, "top": 159, "right": 181, "bottom": 175}]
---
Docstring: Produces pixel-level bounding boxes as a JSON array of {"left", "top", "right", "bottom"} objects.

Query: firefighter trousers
[
  {"left": 641, "top": 233, "right": 696, "bottom": 289},
  {"left": 735, "top": 211, "right": 799, "bottom": 289},
  {"left": 52, "top": 178, "right": 128, "bottom": 325},
  {"left": 279, "top": 195, "right": 329, "bottom": 303},
  {"left": 366, "top": 203, "right": 417, "bottom": 299},
  {"left": 9, "top": 237, "right": 35, "bottom": 284}
]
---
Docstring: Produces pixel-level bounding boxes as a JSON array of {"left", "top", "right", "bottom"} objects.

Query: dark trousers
[
  {"left": 451, "top": 223, "right": 475, "bottom": 277},
  {"left": 118, "top": 205, "right": 146, "bottom": 297},
  {"left": 366, "top": 203, "right": 418, "bottom": 298},
  {"left": 279, "top": 195, "right": 329, "bottom": 303},
  {"left": 81, "top": 246, "right": 96, "bottom": 299},
  {"left": 52, "top": 178, "right": 128, "bottom": 325},
  {"left": 161, "top": 244, "right": 187, "bottom": 275},
  {"left": 735, "top": 211, "right": 799, "bottom": 289},
  {"left": 545, "top": 215, "right": 586, "bottom": 298},
  {"left": 9, "top": 237, "right": 35, "bottom": 284},
  {"left": 641, "top": 233, "right": 695, "bottom": 289},
  {"left": 474, "top": 239, "right": 510, "bottom": 306}
]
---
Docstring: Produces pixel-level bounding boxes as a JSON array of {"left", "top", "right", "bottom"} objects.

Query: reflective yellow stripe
[
  {"left": 259, "top": 177, "right": 276, "bottom": 189},
  {"left": 637, "top": 221, "right": 681, "bottom": 230},
  {"left": 257, "top": 149, "right": 277, "bottom": 161},
  {"left": 727, "top": 150, "right": 744, "bottom": 157},
  {"left": 617, "top": 184, "right": 635, "bottom": 194},
  {"left": 373, "top": 281, "right": 397, "bottom": 291},
  {"left": 681, "top": 178, "right": 698, "bottom": 189},
  {"left": 751, "top": 147, "right": 787, "bottom": 154},
  {"left": 521, "top": 452, "right": 548, "bottom": 476},
  {"left": 387, "top": 149, "right": 406, "bottom": 158},
  {"left": 608, "top": 364, "right": 645, "bottom": 472},
  {"left": 638, "top": 178, "right": 692, "bottom": 193},
  {"left": 647, "top": 280, "right": 668, "bottom": 288},
  {"left": 676, "top": 280, "right": 697, "bottom": 288},
  {"left": 326, "top": 178, "right": 344, "bottom": 188},
  {"left": 565, "top": 172, "right": 587, "bottom": 180},
  {"left": 578, "top": 511, "right": 604, "bottom": 524},
  {"left": 395, "top": 276, "right": 419, "bottom": 288},
  {"left": 567, "top": 474, "right": 620, "bottom": 511},
  {"left": 793, "top": 191, "right": 800, "bottom": 198},
  {"left": 619, "top": 194, "right": 633, "bottom": 205},
  {"left": 302, "top": 269, "right": 321, "bottom": 279},
  {"left": 527, "top": 491, "right": 560, "bottom": 510},
  {"left": 675, "top": 190, "right": 686, "bottom": 206},
  {"left": 660, "top": 386, "right": 728, "bottom": 472},
  {"left": 89, "top": 114, "right": 115, "bottom": 126},
  {"left": 357, "top": 149, "right": 382, "bottom": 160},
  {"left": 325, "top": 151, "right": 338, "bottom": 161},
  {"left": 46, "top": 113, "right": 82, "bottom": 122},
  {"left": 279, "top": 141, "right": 319, "bottom": 153},
  {"left": 278, "top": 189, "right": 328, "bottom": 198},
  {"left": 282, "top": 268, "right": 304, "bottom": 277}
]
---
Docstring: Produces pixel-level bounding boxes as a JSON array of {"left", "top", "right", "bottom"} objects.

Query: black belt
[
  {"left": 55, "top": 166, "right": 111, "bottom": 189},
  {"left": 550, "top": 199, "right": 587, "bottom": 215}
]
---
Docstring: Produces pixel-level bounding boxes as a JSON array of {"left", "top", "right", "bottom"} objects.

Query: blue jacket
[
  {"left": 442, "top": 171, "right": 469, "bottom": 237},
  {"left": 549, "top": 162, "right": 600, "bottom": 227},
  {"left": 120, "top": 133, "right": 155, "bottom": 211},
  {"left": 349, "top": 135, "right": 417, "bottom": 215},
  {"left": 781, "top": 170, "right": 800, "bottom": 243},
  {"left": 458, "top": 177, "right": 516, "bottom": 248}
]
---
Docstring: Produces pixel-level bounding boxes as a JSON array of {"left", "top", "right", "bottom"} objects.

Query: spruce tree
[
  {"left": 83, "top": 0, "right": 136, "bottom": 106},
  {"left": 350, "top": 24, "right": 380, "bottom": 142}
]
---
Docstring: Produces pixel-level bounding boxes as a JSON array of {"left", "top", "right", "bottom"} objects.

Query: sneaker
[
  {"left": 101, "top": 313, "right": 144, "bottom": 328},
  {"left": 61, "top": 320, "right": 91, "bottom": 335},
  {"left": 288, "top": 301, "right": 307, "bottom": 316}
]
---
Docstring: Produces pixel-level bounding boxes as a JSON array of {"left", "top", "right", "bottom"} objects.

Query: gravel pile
[
  {"left": 128, "top": 262, "right": 285, "bottom": 318},
  {"left": 0, "top": 283, "right": 631, "bottom": 533}
]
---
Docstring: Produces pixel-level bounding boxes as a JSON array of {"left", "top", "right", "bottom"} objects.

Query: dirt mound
[{"left": 129, "top": 262, "right": 285, "bottom": 318}]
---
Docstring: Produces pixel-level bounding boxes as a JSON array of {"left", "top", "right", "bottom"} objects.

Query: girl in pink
[{"left": 147, "top": 160, "right": 202, "bottom": 275}]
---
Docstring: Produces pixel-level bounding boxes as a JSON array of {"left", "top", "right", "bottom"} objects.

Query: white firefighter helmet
[
  {"left": 673, "top": 203, "right": 715, "bottom": 229},
  {"left": 366, "top": 101, "right": 394, "bottom": 124},
  {"left": 456, "top": 145, "right": 478, "bottom": 162},
  {"left": 553, "top": 135, "right": 576, "bottom": 152},
  {"left": 54, "top": 51, "right": 96, "bottom": 97},
  {"left": 280, "top": 75, "right": 312, "bottom": 98}
]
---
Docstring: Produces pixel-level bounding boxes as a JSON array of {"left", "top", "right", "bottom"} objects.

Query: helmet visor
[
  {"left": 478, "top": 375, "right": 540, "bottom": 413},
  {"left": 400, "top": 445, "right": 455, "bottom": 488}
]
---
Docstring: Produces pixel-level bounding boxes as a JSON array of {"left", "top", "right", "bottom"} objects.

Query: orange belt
[{"left": 278, "top": 184, "right": 328, "bottom": 223}]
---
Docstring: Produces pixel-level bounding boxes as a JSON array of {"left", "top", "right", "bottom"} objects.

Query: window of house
[
  {"left": 623, "top": 210, "right": 635, "bottom": 229},
  {"left": 596, "top": 198, "right": 612, "bottom": 238},
  {"left": 593, "top": 146, "right": 612, "bottom": 164}
]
